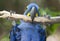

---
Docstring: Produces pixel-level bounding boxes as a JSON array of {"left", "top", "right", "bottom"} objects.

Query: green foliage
[
  {"left": 0, "top": 19, "right": 11, "bottom": 41},
  {"left": 42, "top": 8, "right": 60, "bottom": 35},
  {"left": 0, "top": 34, "right": 9, "bottom": 41},
  {"left": 39, "top": 8, "right": 60, "bottom": 35}
]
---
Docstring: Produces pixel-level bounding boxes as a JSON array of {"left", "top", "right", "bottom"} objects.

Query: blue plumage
[
  {"left": 10, "top": 3, "right": 46, "bottom": 41},
  {"left": 24, "top": 3, "right": 40, "bottom": 16},
  {"left": 16, "top": 20, "right": 46, "bottom": 41}
]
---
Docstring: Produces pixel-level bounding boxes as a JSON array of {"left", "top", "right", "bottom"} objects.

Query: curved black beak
[{"left": 30, "top": 7, "right": 36, "bottom": 22}]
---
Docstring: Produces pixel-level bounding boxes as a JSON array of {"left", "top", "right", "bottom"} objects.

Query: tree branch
[{"left": 0, "top": 10, "right": 60, "bottom": 23}]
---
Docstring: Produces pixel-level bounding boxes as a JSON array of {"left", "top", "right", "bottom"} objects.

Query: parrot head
[{"left": 24, "top": 3, "right": 40, "bottom": 22}]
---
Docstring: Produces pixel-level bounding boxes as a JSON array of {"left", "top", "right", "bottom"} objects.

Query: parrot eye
[
  {"left": 36, "top": 13, "right": 38, "bottom": 17},
  {"left": 27, "top": 13, "right": 31, "bottom": 16}
]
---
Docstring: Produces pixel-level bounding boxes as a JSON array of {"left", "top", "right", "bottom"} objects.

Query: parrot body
[
  {"left": 10, "top": 3, "right": 46, "bottom": 41},
  {"left": 16, "top": 20, "right": 46, "bottom": 41}
]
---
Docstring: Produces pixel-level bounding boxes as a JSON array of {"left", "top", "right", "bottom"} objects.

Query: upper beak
[{"left": 30, "top": 7, "right": 36, "bottom": 22}]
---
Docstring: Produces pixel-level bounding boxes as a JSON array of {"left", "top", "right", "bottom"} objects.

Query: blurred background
[{"left": 0, "top": 0, "right": 60, "bottom": 41}]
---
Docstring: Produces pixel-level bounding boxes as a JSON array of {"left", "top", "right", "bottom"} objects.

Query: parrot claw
[{"left": 45, "top": 15, "right": 51, "bottom": 19}]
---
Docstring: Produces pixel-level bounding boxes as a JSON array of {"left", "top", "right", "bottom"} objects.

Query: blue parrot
[{"left": 10, "top": 3, "right": 46, "bottom": 41}]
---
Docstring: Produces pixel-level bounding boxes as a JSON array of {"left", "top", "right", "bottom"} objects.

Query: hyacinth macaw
[{"left": 10, "top": 3, "right": 46, "bottom": 41}]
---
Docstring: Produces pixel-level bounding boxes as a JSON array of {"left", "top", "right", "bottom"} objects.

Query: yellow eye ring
[
  {"left": 27, "top": 13, "right": 38, "bottom": 17},
  {"left": 27, "top": 13, "right": 31, "bottom": 16}
]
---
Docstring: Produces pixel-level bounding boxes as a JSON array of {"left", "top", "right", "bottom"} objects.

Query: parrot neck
[
  {"left": 20, "top": 20, "right": 31, "bottom": 23},
  {"left": 20, "top": 20, "right": 38, "bottom": 24}
]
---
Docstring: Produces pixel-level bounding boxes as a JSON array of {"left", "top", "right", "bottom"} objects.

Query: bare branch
[{"left": 0, "top": 10, "right": 60, "bottom": 23}]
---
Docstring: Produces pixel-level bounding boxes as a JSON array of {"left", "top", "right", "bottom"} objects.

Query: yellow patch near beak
[
  {"left": 27, "top": 13, "right": 31, "bottom": 16},
  {"left": 27, "top": 13, "right": 38, "bottom": 17},
  {"left": 36, "top": 13, "right": 38, "bottom": 17}
]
